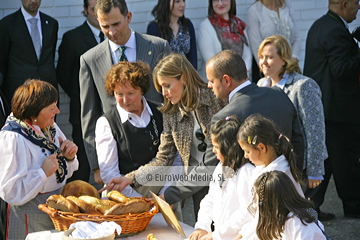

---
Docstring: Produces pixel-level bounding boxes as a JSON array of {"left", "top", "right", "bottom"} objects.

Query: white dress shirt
[
  {"left": 109, "top": 29, "right": 136, "bottom": 64},
  {"left": 0, "top": 123, "right": 79, "bottom": 205},
  {"left": 95, "top": 97, "right": 184, "bottom": 196},
  {"left": 87, "top": 20, "right": 103, "bottom": 44}
]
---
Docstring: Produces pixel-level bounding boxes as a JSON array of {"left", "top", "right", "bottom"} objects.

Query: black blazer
[
  {"left": 0, "top": 89, "right": 10, "bottom": 128},
  {"left": 304, "top": 10, "right": 360, "bottom": 123},
  {"left": 165, "top": 83, "right": 305, "bottom": 204},
  {"left": 0, "top": 9, "right": 58, "bottom": 104},
  {"left": 56, "top": 21, "right": 98, "bottom": 125}
]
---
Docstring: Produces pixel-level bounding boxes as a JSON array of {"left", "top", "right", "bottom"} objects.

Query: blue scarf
[{"left": 2, "top": 115, "right": 67, "bottom": 183}]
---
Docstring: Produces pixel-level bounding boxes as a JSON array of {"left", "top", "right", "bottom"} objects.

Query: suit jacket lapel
[
  {"left": 80, "top": 21, "right": 98, "bottom": 49},
  {"left": 135, "top": 32, "right": 153, "bottom": 64},
  {"left": 96, "top": 39, "right": 113, "bottom": 77},
  {"left": 16, "top": 9, "right": 37, "bottom": 61}
]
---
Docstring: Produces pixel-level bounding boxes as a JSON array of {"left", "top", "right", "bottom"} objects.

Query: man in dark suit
[
  {"left": 80, "top": 0, "right": 170, "bottom": 185},
  {"left": 0, "top": 71, "right": 10, "bottom": 240},
  {"left": 0, "top": 0, "right": 58, "bottom": 104},
  {"left": 304, "top": 0, "right": 360, "bottom": 220},
  {"left": 163, "top": 50, "right": 304, "bottom": 206},
  {"left": 57, "top": 0, "right": 101, "bottom": 183}
]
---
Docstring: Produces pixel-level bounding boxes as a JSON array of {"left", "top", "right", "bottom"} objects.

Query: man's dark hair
[
  {"left": 207, "top": 50, "right": 248, "bottom": 82},
  {"left": 95, "top": 0, "right": 128, "bottom": 16},
  {"left": 82, "top": 0, "right": 89, "bottom": 16}
]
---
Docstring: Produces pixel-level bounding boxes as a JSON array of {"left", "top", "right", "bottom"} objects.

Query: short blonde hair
[
  {"left": 153, "top": 53, "right": 207, "bottom": 113},
  {"left": 258, "top": 35, "right": 301, "bottom": 79}
]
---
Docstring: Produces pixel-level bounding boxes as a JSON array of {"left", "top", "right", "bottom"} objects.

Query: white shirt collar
[
  {"left": 21, "top": 6, "right": 40, "bottom": 21},
  {"left": 87, "top": 20, "right": 101, "bottom": 38},
  {"left": 338, "top": 15, "right": 350, "bottom": 29},
  {"left": 229, "top": 80, "right": 251, "bottom": 101},
  {"left": 109, "top": 29, "right": 136, "bottom": 54},
  {"left": 261, "top": 73, "right": 289, "bottom": 90},
  {"left": 117, "top": 96, "right": 153, "bottom": 124}
]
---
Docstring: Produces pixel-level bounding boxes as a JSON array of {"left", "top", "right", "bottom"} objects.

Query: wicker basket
[{"left": 38, "top": 198, "right": 158, "bottom": 237}]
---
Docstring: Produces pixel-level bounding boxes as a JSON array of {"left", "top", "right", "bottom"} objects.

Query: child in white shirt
[
  {"left": 212, "top": 113, "right": 304, "bottom": 240},
  {"left": 189, "top": 116, "right": 255, "bottom": 240},
  {"left": 247, "top": 171, "right": 326, "bottom": 240}
]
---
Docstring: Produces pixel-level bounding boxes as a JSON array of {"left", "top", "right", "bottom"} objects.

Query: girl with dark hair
[
  {"left": 212, "top": 113, "right": 305, "bottom": 240},
  {"left": 189, "top": 116, "right": 255, "bottom": 240},
  {"left": 250, "top": 171, "right": 326, "bottom": 240},
  {"left": 147, "top": 0, "right": 197, "bottom": 69}
]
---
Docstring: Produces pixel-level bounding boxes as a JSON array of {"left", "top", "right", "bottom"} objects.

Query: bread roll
[
  {"left": 61, "top": 180, "right": 100, "bottom": 198},
  {"left": 46, "top": 194, "right": 80, "bottom": 213},
  {"left": 66, "top": 196, "right": 100, "bottom": 214},
  {"left": 107, "top": 191, "right": 130, "bottom": 204},
  {"left": 105, "top": 198, "right": 150, "bottom": 215},
  {"left": 78, "top": 196, "right": 117, "bottom": 215}
]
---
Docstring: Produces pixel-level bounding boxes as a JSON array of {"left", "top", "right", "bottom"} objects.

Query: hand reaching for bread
[{"left": 98, "top": 176, "right": 133, "bottom": 193}]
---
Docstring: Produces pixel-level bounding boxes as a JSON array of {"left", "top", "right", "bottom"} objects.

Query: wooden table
[{"left": 25, "top": 213, "right": 194, "bottom": 240}]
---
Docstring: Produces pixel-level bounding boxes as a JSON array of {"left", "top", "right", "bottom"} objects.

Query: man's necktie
[
  {"left": 118, "top": 46, "right": 128, "bottom": 62},
  {"left": 99, "top": 31, "right": 105, "bottom": 42},
  {"left": 29, "top": 18, "right": 41, "bottom": 60}
]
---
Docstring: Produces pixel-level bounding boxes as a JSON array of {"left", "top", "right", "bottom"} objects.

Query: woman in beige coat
[{"left": 103, "top": 53, "right": 227, "bottom": 218}]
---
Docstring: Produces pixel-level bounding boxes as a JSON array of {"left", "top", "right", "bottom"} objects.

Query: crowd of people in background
[{"left": 0, "top": 0, "right": 359, "bottom": 239}]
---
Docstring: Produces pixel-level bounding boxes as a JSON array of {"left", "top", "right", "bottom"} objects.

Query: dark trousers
[
  {"left": 312, "top": 121, "right": 360, "bottom": 215},
  {"left": 191, "top": 186, "right": 209, "bottom": 221},
  {"left": 66, "top": 123, "right": 90, "bottom": 183},
  {"left": 0, "top": 198, "right": 6, "bottom": 240},
  {"left": 251, "top": 56, "right": 263, "bottom": 83}
]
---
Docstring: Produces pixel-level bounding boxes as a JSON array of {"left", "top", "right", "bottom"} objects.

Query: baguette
[
  {"left": 66, "top": 196, "right": 100, "bottom": 214},
  {"left": 46, "top": 194, "right": 80, "bottom": 213}
]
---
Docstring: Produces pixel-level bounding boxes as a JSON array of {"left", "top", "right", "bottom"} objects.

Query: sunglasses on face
[{"left": 195, "top": 128, "right": 207, "bottom": 152}]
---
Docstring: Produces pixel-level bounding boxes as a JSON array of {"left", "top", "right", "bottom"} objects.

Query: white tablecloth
[{"left": 25, "top": 213, "right": 193, "bottom": 240}]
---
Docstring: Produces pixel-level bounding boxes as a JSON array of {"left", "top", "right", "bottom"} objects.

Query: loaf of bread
[
  {"left": 46, "top": 194, "right": 80, "bottom": 213},
  {"left": 78, "top": 196, "right": 119, "bottom": 215},
  {"left": 61, "top": 180, "right": 100, "bottom": 198},
  {"left": 105, "top": 198, "right": 150, "bottom": 215},
  {"left": 66, "top": 196, "right": 100, "bottom": 214},
  {"left": 107, "top": 191, "right": 130, "bottom": 204}
]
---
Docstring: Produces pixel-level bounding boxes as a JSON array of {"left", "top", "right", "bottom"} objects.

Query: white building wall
[{"left": 1, "top": 0, "right": 359, "bottom": 138}]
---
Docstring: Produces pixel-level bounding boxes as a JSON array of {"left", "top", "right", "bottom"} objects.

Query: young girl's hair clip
[
  {"left": 225, "top": 116, "right": 230, "bottom": 121},
  {"left": 252, "top": 135, "right": 257, "bottom": 145},
  {"left": 247, "top": 135, "right": 258, "bottom": 144}
]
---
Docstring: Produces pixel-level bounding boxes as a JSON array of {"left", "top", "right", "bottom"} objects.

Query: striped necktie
[
  {"left": 29, "top": 18, "right": 41, "bottom": 60},
  {"left": 118, "top": 46, "right": 128, "bottom": 62}
]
